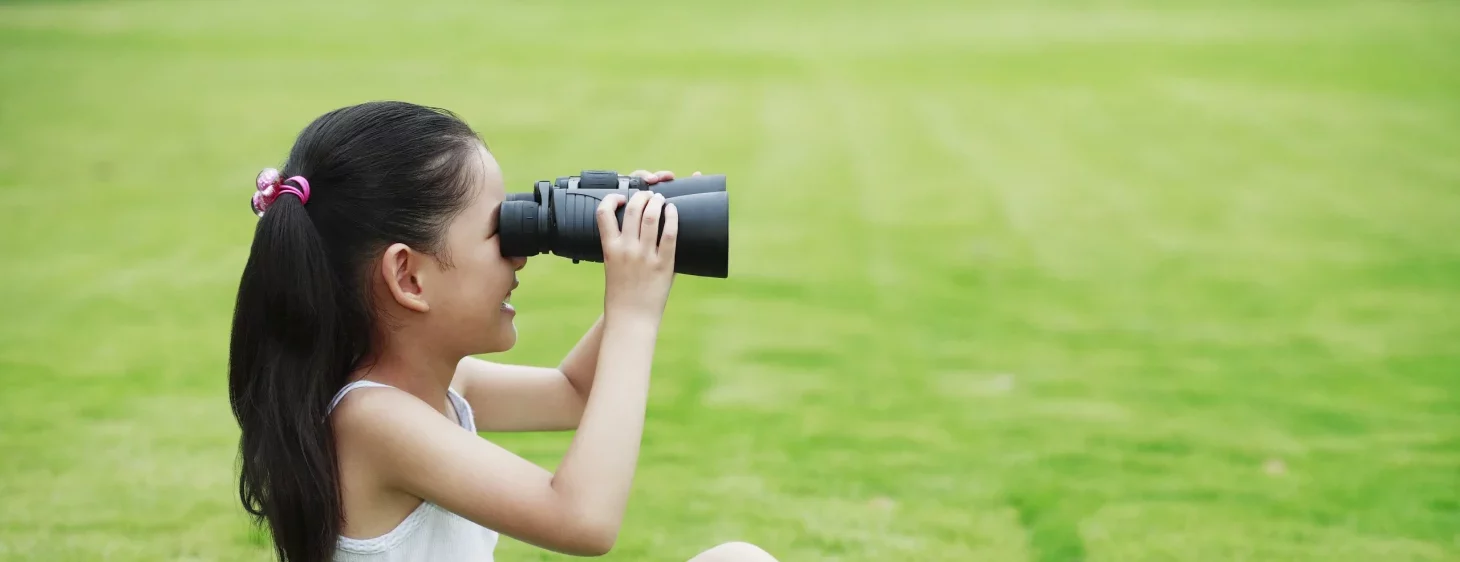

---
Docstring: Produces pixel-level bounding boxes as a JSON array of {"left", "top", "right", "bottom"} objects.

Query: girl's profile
[{"left": 228, "top": 101, "right": 776, "bottom": 562}]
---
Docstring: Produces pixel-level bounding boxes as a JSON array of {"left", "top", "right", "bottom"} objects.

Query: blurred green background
[{"left": 2, "top": 0, "right": 1458, "bottom": 560}]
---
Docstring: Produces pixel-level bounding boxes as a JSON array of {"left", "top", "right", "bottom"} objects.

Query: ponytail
[{"left": 229, "top": 193, "right": 349, "bottom": 562}]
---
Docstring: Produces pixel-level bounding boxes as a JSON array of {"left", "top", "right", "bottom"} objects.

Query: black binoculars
[{"left": 499, "top": 170, "right": 729, "bottom": 278}]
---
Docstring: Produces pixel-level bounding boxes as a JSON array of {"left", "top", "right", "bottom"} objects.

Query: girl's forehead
[
  {"left": 455, "top": 144, "right": 503, "bottom": 224},
  {"left": 471, "top": 143, "right": 505, "bottom": 199}
]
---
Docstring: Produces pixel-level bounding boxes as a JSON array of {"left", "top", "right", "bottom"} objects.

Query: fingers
[
  {"left": 620, "top": 190, "right": 654, "bottom": 243},
  {"left": 631, "top": 169, "right": 679, "bottom": 185},
  {"left": 658, "top": 202, "right": 679, "bottom": 261},
  {"left": 596, "top": 193, "right": 627, "bottom": 241},
  {"left": 639, "top": 193, "right": 665, "bottom": 245}
]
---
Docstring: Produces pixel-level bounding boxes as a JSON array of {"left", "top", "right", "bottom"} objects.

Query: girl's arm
[
  {"left": 335, "top": 190, "right": 678, "bottom": 556},
  {"left": 450, "top": 315, "right": 604, "bottom": 432},
  {"left": 451, "top": 170, "right": 688, "bottom": 433},
  {"left": 336, "top": 310, "right": 657, "bottom": 555}
]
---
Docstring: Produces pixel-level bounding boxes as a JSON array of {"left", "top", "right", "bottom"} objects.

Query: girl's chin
[{"left": 482, "top": 323, "right": 517, "bottom": 353}]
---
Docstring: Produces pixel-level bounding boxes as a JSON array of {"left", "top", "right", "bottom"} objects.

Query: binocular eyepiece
[{"left": 499, "top": 170, "right": 729, "bottom": 278}]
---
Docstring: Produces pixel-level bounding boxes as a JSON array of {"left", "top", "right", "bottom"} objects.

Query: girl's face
[{"left": 422, "top": 143, "right": 527, "bottom": 355}]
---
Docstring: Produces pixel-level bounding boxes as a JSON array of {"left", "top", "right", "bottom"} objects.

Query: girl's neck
[{"left": 354, "top": 332, "right": 460, "bottom": 418}]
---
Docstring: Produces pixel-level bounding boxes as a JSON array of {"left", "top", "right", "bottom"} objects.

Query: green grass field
[{"left": 2, "top": 0, "right": 1458, "bottom": 560}]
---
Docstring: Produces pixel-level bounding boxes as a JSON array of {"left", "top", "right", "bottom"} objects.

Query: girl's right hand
[{"left": 596, "top": 190, "right": 679, "bottom": 322}]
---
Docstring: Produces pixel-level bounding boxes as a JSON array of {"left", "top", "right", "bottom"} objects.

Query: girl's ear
[{"left": 380, "top": 243, "right": 431, "bottom": 313}]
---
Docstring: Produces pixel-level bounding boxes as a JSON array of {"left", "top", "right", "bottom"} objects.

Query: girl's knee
[{"left": 691, "top": 541, "right": 778, "bottom": 562}]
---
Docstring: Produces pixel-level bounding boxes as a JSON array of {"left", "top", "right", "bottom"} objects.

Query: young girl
[{"left": 229, "top": 101, "right": 776, "bottom": 562}]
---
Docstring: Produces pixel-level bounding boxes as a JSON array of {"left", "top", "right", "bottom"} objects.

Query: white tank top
[{"left": 327, "top": 380, "right": 501, "bottom": 562}]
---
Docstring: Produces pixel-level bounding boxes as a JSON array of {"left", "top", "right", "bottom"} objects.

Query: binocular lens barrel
[{"left": 499, "top": 172, "right": 729, "bottom": 278}]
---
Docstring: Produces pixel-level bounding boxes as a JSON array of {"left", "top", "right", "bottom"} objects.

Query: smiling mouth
[{"left": 502, "top": 280, "right": 518, "bottom": 312}]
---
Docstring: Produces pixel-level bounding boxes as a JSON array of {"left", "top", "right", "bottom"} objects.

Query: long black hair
[{"left": 228, "top": 101, "right": 482, "bottom": 562}]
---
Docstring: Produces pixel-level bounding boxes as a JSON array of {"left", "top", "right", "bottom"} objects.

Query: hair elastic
[{"left": 252, "top": 168, "right": 311, "bottom": 216}]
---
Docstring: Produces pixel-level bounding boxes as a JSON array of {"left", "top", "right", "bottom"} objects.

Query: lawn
[{"left": 1, "top": 0, "right": 1457, "bottom": 560}]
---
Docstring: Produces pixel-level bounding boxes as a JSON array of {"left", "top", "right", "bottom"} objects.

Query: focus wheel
[{"left": 578, "top": 170, "right": 619, "bottom": 190}]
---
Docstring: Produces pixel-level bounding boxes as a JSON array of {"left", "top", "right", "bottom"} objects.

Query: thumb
[{"left": 596, "top": 194, "right": 626, "bottom": 242}]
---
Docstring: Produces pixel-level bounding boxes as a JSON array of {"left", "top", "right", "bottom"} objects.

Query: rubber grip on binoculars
[
  {"left": 555, "top": 191, "right": 669, "bottom": 248},
  {"left": 554, "top": 191, "right": 607, "bottom": 262},
  {"left": 551, "top": 189, "right": 728, "bottom": 278}
]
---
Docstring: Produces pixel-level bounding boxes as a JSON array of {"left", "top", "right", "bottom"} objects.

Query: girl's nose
[{"left": 511, "top": 256, "right": 528, "bottom": 271}]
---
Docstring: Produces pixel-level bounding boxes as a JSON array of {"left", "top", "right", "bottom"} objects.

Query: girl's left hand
[{"left": 629, "top": 170, "right": 702, "bottom": 185}]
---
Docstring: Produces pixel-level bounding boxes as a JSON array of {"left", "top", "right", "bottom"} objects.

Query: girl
[{"left": 229, "top": 101, "right": 777, "bottom": 562}]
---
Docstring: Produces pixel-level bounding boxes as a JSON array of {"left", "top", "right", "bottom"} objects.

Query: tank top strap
[
  {"left": 328, "top": 380, "right": 396, "bottom": 414},
  {"left": 446, "top": 387, "right": 476, "bottom": 433},
  {"left": 327, "top": 379, "right": 475, "bottom": 433}
]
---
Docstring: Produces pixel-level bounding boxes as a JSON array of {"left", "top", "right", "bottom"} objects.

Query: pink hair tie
[{"left": 251, "top": 168, "right": 311, "bottom": 216}]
